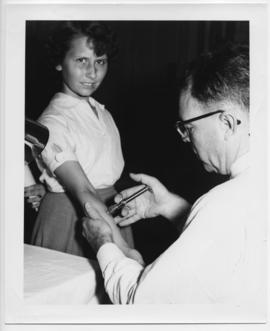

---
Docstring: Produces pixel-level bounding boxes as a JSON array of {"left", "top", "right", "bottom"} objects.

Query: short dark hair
[
  {"left": 46, "top": 21, "right": 118, "bottom": 68},
  {"left": 181, "top": 43, "right": 249, "bottom": 112}
]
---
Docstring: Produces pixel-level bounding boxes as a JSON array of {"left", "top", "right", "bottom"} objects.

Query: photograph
[{"left": 1, "top": 1, "right": 269, "bottom": 330}]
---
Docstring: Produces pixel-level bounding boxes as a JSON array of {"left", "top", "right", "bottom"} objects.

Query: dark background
[{"left": 25, "top": 21, "right": 249, "bottom": 263}]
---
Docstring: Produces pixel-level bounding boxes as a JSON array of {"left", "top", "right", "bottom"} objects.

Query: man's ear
[
  {"left": 219, "top": 112, "right": 238, "bottom": 140},
  {"left": 55, "top": 64, "right": 62, "bottom": 71}
]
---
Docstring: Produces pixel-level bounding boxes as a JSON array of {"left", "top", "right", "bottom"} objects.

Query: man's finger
[
  {"left": 84, "top": 202, "right": 101, "bottom": 219},
  {"left": 114, "top": 192, "right": 123, "bottom": 204},
  {"left": 121, "top": 205, "right": 132, "bottom": 216},
  {"left": 130, "top": 173, "right": 158, "bottom": 187},
  {"left": 114, "top": 186, "right": 143, "bottom": 203},
  {"left": 113, "top": 205, "right": 134, "bottom": 223},
  {"left": 118, "top": 215, "right": 140, "bottom": 227}
]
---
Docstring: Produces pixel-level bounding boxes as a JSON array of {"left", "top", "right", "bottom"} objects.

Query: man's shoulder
[
  {"left": 205, "top": 170, "right": 250, "bottom": 203},
  {"left": 188, "top": 171, "right": 251, "bottom": 225}
]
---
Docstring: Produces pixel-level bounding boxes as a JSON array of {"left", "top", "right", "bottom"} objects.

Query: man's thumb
[{"left": 84, "top": 202, "right": 100, "bottom": 219}]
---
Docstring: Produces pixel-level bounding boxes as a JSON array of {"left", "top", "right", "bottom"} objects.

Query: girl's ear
[{"left": 55, "top": 65, "right": 62, "bottom": 71}]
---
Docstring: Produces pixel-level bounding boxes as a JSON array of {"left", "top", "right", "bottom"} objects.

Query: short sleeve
[{"left": 39, "top": 116, "right": 78, "bottom": 173}]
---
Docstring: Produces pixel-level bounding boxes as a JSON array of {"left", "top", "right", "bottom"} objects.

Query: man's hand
[
  {"left": 114, "top": 173, "right": 191, "bottom": 228},
  {"left": 114, "top": 173, "right": 173, "bottom": 226},
  {"left": 82, "top": 203, "right": 113, "bottom": 253},
  {"left": 83, "top": 201, "right": 145, "bottom": 265}
]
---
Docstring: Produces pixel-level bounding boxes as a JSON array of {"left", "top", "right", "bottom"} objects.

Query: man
[{"left": 82, "top": 44, "right": 265, "bottom": 305}]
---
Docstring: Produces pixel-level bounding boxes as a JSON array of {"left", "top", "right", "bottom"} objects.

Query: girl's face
[{"left": 57, "top": 35, "right": 108, "bottom": 100}]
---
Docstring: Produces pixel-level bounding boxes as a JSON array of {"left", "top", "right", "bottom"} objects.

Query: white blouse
[{"left": 37, "top": 93, "right": 125, "bottom": 192}]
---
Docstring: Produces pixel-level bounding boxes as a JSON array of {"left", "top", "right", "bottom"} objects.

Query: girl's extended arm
[{"left": 54, "top": 160, "right": 144, "bottom": 264}]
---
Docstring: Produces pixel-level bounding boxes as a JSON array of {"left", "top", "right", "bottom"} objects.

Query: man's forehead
[
  {"left": 178, "top": 91, "right": 226, "bottom": 120},
  {"left": 178, "top": 91, "right": 205, "bottom": 119}
]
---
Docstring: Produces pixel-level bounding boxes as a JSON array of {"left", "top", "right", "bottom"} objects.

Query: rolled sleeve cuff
[
  {"left": 51, "top": 151, "right": 77, "bottom": 172},
  {"left": 97, "top": 243, "right": 126, "bottom": 271},
  {"left": 42, "top": 148, "right": 77, "bottom": 173}
]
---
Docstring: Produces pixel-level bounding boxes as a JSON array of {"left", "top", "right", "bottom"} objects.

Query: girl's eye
[
  {"left": 96, "top": 58, "right": 107, "bottom": 65},
  {"left": 76, "top": 58, "right": 87, "bottom": 64}
]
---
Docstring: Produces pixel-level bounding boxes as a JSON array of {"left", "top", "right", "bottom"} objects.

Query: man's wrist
[
  {"left": 161, "top": 193, "right": 190, "bottom": 221},
  {"left": 91, "top": 233, "right": 113, "bottom": 253}
]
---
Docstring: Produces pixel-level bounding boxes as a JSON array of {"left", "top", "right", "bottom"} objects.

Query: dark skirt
[{"left": 30, "top": 187, "right": 134, "bottom": 259}]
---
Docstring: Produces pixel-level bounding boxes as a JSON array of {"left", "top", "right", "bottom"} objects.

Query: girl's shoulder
[
  {"left": 38, "top": 94, "right": 71, "bottom": 126},
  {"left": 40, "top": 93, "right": 78, "bottom": 117},
  {"left": 49, "top": 92, "right": 81, "bottom": 110}
]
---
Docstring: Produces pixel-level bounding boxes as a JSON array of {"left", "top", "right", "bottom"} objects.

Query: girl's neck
[
  {"left": 87, "top": 99, "right": 99, "bottom": 119},
  {"left": 59, "top": 89, "right": 99, "bottom": 119}
]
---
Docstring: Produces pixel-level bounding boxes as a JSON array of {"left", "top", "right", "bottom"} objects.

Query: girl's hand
[
  {"left": 84, "top": 201, "right": 145, "bottom": 265},
  {"left": 113, "top": 173, "right": 172, "bottom": 226},
  {"left": 24, "top": 184, "right": 46, "bottom": 210}
]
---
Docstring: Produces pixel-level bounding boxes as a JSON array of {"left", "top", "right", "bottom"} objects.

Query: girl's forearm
[
  {"left": 77, "top": 189, "right": 129, "bottom": 248},
  {"left": 54, "top": 161, "right": 130, "bottom": 249}
]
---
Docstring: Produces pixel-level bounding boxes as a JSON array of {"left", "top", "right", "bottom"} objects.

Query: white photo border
[{"left": 1, "top": 1, "right": 269, "bottom": 330}]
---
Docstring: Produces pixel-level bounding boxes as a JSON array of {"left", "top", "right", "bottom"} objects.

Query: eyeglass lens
[{"left": 176, "top": 123, "right": 188, "bottom": 138}]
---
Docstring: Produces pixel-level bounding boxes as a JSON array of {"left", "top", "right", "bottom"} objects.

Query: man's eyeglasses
[{"left": 175, "top": 110, "right": 241, "bottom": 139}]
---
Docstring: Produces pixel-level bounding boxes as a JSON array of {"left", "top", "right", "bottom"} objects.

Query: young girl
[{"left": 30, "top": 21, "right": 143, "bottom": 264}]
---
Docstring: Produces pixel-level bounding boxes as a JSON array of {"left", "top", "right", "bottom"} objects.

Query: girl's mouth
[{"left": 81, "top": 82, "right": 96, "bottom": 88}]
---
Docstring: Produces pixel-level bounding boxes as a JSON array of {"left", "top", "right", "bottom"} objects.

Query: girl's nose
[{"left": 86, "top": 63, "right": 96, "bottom": 79}]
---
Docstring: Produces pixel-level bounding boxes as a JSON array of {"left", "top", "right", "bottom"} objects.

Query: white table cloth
[{"left": 24, "top": 244, "right": 106, "bottom": 304}]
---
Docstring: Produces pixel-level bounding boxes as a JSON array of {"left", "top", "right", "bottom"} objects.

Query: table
[{"left": 24, "top": 244, "right": 107, "bottom": 304}]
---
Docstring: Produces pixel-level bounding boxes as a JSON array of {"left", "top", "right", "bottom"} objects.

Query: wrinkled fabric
[
  {"left": 37, "top": 92, "right": 124, "bottom": 192},
  {"left": 97, "top": 153, "right": 266, "bottom": 309}
]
